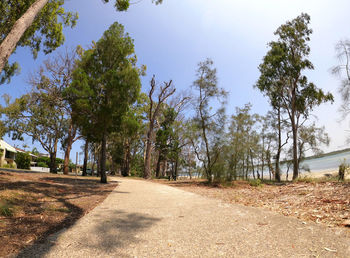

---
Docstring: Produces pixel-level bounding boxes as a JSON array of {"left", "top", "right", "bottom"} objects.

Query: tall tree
[
  {"left": 66, "top": 22, "right": 141, "bottom": 183},
  {"left": 331, "top": 40, "right": 350, "bottom": 117},
  {"left": 191, "top": 58, "right": 227, "bottom": 183},
  {"left": 297, "top": 123, "right": 330, "bottom": 169},
  {"left": 0, "top": 0, "right": 78, "bottom": 83},
  {"left": 0, "top": 0, "right": 162, "bottom": 82},
  {"left": 2, "top": 92, "right": 66, "bottom": 173},
  {"left": 143, "top": 76, "right": 175, "bottom": 179},
  {"left": 256, "top": 13, "right": 333, "bottom": 180},
  {"left": 26, "top": 48, "right": 81, "bottom": 175}
]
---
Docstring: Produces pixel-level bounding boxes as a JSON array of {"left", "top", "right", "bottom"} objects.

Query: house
[{"left": 0, "top": 140, "right": 17, "bottom": 168}]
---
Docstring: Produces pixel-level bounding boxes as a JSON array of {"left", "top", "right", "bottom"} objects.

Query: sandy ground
[{"left": 16, "top": 177, "right": 350, "bottom": 258}]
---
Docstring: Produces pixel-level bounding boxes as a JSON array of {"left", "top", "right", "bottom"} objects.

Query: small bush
[
  {"left": 338, "top": 160, "right": 349, "bottom": 181},
  {"left": 0, "top": 202, "right": 13, "bottom": 217},
  {"left": 15, "top": 152, "right": 31, "bottom": 169},
  {"left": 2, "top": 163, "right": 15, "bottom": 169},
  {"left": 37, "top": 162, "right": 48, "bottom": 168},
  {"left": 249, "top": 179, "right": 262, "bottom": 187},
  {"left": 296, "top": 176, "right": 314, "bottom": 183}
]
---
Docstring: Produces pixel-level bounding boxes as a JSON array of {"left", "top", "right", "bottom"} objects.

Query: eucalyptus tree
[
  {"left": 66, "top": 22, "right": 141, "bottom": 183},
  {"left": 143, "top": 76, "right": 175, "bottom": 179},
  {"left": 297, "top": 123, "right": 330, "bottom": 168},
  {"left": 2, "top": 92, "right": 66, "bottom": 173},
  {"left": 331, "top": 40, "right": 350, "bottom": 117},
  {"left": 0, "top": 0, "right": 163, "bottom": 83},
  {"left": 228, "top": 104, "right": 259, "bottom": 180},
  {"left": 0, "top": 0, "right": 78, "bottom": 83},
  {"left": 155, "top": 107, "right": 176, "bottom": 178},
  {"left": 109, "top": 99, "right": 145, "bottom": 177},
  {"left": 256, "top": 13, "right": 333, "bottom": 180},
  {"left": 25, "top": 48, "right": 81, "bottom": 174},
  {"left": 191, "top": 58, "right": 227, "bottom": 182}
]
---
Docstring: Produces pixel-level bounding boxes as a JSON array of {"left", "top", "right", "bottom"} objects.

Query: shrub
[
  {"left": 338, "top": 160, "right": 349, "bottom": 181},
  {"left": 249, "top": 179, "right": 262, "bottom": 187},
  {"left": 0, "top": 202, "right": 13, "bottom": 217},
  {"left": 2, "top": 163, "right": 15, "bottom": 169},
  {"left": 37, "top": 161, "right": 48, "bottom": 168},
  {"left": 15, "top": 152, "right": 31, "bottom": 169}
]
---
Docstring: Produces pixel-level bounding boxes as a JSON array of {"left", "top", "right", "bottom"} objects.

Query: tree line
[{"left": 1, "top": 4, "right": 349, "bottom": 183}]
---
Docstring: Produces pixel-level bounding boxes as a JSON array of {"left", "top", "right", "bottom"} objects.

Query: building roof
[
  {"left": 0, "top": 140, "right": 17, "bottom": 153},
  {"left": 15, "top": 147, "right": 37, "bottom": 158}
]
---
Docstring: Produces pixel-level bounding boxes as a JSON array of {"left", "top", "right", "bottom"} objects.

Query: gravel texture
[{"left": 17, "top": 177, "right": 350, "bottom": 257}]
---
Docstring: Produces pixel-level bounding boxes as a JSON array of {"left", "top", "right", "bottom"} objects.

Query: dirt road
[{"left": 18, "top": 177, "right": 350, "bottom": 257}]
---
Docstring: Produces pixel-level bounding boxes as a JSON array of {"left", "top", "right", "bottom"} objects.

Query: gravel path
[{"left": 18, "top": 177, "right": 350, "bottom": 257}]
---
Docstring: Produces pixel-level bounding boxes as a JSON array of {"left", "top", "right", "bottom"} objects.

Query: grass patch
[
  {"left": 0, "top": 201, "right": 13, "bottom": 217},
  {"left": 45, "top": 205, "right": 71, "bottom": 213}
]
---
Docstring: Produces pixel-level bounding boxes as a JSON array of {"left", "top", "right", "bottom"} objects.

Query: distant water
[
  {"left": 298, "top": 150, "right": 350, "bottom": 172},
  {"left": 178, "top": 150, "right": 350, "bottom": 178},
  {"left": 275, "top": 150, "right": 350, "bottom": 175}
]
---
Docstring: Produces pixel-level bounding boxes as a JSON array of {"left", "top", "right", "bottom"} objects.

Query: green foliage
[
  {"left": 256, "top": 13, "right": 333, "bottom": 180},
  {"left": 0, "top": 0, "right": 78, "bottom": 84},
  {"left": 338, "top": 159, "right": 349, "bottom": 181},
  {"left": 102, "top": 0, "right": 163, "bottom": 11},
  {"left": 249, "top": 179, "right": 262, "bottom": 187},
  {"left": 36, "top": 157, "right": 62, "bottom": 168},
  {"left": 0, "top": 201, "right": 13, "bottom": 217},
  {"left": 2, "top": 163, "right": 15, "bottom": 168},
  {"left": 15, "top": 152, "right": 31, "bottom": 169},
  {"left": 190, "top": 58, "right": 227, "bottom": 182},
  {"left": 67, "top": 22, "right": 141, "bottom": 142},
  {"left": 66, "top": 22, "right": 142, "bottom": 182},
  {"left": 37, "top": 161, "right": 48, "bottom": 168},
  {"left": 2, "top": 89, "right": 66, "bottom": 173}
]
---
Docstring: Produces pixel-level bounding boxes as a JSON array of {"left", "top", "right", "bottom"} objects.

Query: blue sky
[{"left": 2, "top": 0, "right": 350, "bottom": 160}]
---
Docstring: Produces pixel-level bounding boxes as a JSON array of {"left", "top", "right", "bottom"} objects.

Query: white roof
[{"left": 0, "top": 140, "right": 17, "bottom": 153}]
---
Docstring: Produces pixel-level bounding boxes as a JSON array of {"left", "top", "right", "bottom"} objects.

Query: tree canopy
[{"left": 66, "top": 22, "right": 142, "bottom": 183}]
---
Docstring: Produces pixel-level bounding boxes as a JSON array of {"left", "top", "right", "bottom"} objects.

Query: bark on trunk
[
  {"left": 49, "top": 152, "right": 57, "bottom": 174},
  {"left": 121, "top": 141, "right": 130, "bottom": 177},
  {"left": 100, "top": 134, "right": 107, "bottom": 183},
  {"left": 292, "top": 121, "right": 299, "bottom": 180},
  {"left": 143, "top": 128, "right": 153, "bottom": 179},
  {"left": 0, "top": 0, "right": 49, "bottom": 73},
  {"left": 82, "top": 139, "right": 88, "bottom": 176},
  {"left": 275, "top": 108, "right": 282, "bottom": 182},
  {"left": 155, "top": 152, "right": 161, "bottom": 178},
  {"left": 63, "top": 143, "right": 71, "bottom": 175},
  {"left": 63, "top": 123, "right": 74, "bottom": 175}
]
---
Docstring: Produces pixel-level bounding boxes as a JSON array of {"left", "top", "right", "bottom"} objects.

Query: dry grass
[{"left": 0, "top": 171, "right": 117, "bottom": 257}]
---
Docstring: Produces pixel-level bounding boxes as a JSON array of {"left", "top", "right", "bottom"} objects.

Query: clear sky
[{"left": 2, "top": 0, "right": 350, "bottom": 160}]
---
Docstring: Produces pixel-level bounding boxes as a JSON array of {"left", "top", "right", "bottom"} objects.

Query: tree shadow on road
[{"left": 17, "top": 210, "right": 161, "bottom": 257}]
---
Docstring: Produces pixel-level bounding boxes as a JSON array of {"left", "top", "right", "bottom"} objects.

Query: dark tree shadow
[
  {"left": 0, "top": 173, "right": 118, "bottom": 257},
  {"left": 16, "top": 210, "right": 161, "bottom": 257}
]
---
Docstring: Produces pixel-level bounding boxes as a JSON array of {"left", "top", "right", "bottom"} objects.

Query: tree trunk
[
  {"left": 49, "top": 152, "right": 57, "bottom": 174},
  {"left": 144, "top": 127, "right": 153, "bottom": 179},
  {"left": 121, "top": 141, "right": 131, "bottom": 177},
  {"left": 100, "top": 133, "right": 107, "bottom": 183},
  {"left": 292, "top": 121, "right": 299, "bottom": 180},
  {"left": 63, "top": 143, "right": 72, "bottom": 175},
  {"left": 275, "top": 107, "right": 282, "bottom": 182},
  {"left": 250, "top": 150, "right": 255, "bottom": 180},
  {"left": 174, "top": 156, "right": 179, "bottom": 181},
  {"left": 63, "top": 123, "right": 75, "bottom": 175},
  {"left": 0, "top": 0, "right": 48, "bottom": 73},
  {"left": 82, "top": 139, "right": 89, "bottom": 176},
  {"left": 156, "top": 152, "right": 162, "bottom": 178}
]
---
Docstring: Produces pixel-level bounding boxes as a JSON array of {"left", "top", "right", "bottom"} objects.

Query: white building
[{"left": 0, "top": 140, "right": 17, "bottom": 168}]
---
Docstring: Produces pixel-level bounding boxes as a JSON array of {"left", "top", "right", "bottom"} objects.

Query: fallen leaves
[{"left": 162, "top": 179, "right": 350, "bottom": 230}]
